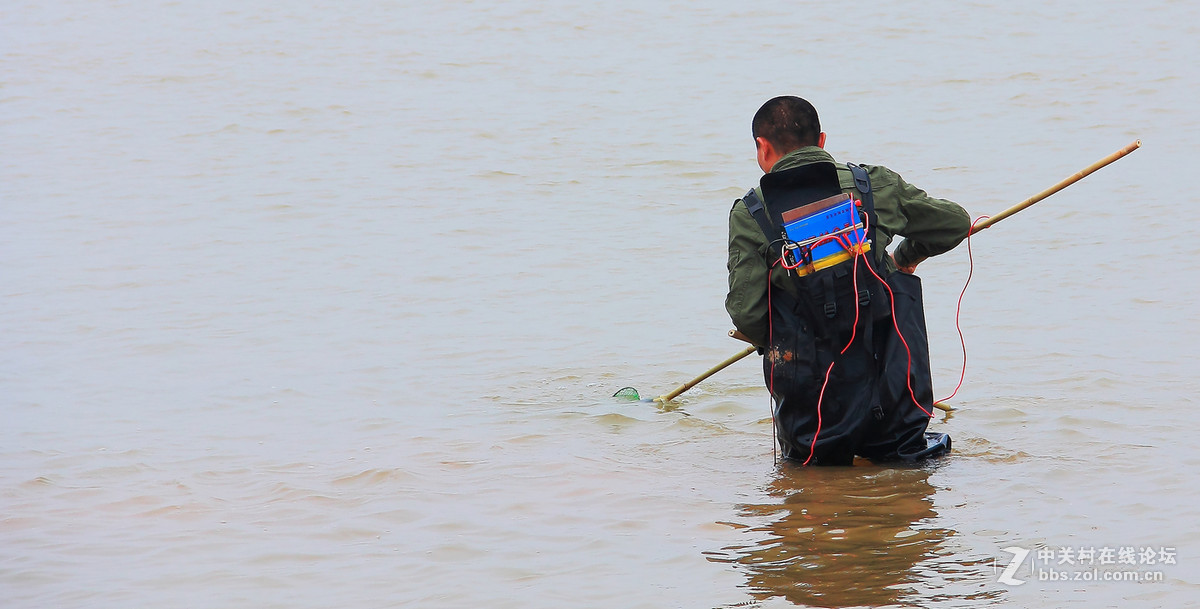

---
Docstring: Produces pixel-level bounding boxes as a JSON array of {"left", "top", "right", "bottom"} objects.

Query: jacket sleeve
[
  {"left": 884, "top": 171, "right": 971, "bottom": 268},
  {"left": 725, "top": 200, "right": 771, "bottom": 347}
]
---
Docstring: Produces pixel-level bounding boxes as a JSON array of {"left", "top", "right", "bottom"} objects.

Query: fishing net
[{"left": 612, "top": 386, "right": 641, "bottom": 401}]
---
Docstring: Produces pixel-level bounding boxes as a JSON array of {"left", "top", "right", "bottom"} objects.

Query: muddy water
[{"left": 4, "top": 1, "right": 1199, "bottom": 607}]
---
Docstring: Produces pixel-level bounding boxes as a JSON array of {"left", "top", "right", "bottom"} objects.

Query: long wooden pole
[
  {"left": 659, "top": 141, "right": 1141, "bottom": 407},
  {"left": 938, "top": 140, "right": 1139, "bottom": 410},
  {"left": 655, "top": 345, "right": 758, "bottom": 403},
  {"left": 970, "top": 140, "right": 1141, "bottom": 234}
]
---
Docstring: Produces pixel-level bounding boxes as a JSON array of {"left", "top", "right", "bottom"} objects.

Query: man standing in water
[{"left": 726, "top": 96, "right": 970, "bottom": 465}]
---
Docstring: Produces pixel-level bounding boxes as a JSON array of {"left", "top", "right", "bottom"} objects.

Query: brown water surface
[{"left": 3, "top": 1, "right": 1198, "bottom": 607}]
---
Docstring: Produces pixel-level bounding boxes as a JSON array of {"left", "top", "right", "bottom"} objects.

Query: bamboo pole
[
  {"left": 659, "top": 141, "right": 1141, "bottom": 407},
  {"left": 937, "top": 140, "right": 1140, "bottom": 409},
  {"left": 654, "top": 345, "right": 758, "bottom": 403},
  {"left": 970, "top": 140, "right": 1141, "bottom": 234}
]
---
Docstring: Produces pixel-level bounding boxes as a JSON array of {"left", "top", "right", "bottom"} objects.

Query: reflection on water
[{"left": 709, "top": 463, "right": 997, "bottom": 608}]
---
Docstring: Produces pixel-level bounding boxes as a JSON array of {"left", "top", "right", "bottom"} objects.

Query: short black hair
[{"left": 752, "top": 96, "right": 821, "bottom": 153}]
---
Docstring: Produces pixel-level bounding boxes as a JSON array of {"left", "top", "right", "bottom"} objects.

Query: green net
[{"left": 612, "top": 386, "right": 641, "bottom": 401}]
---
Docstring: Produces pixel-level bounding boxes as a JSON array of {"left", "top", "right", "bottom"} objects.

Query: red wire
[
  {"left": 805, "top": 362, "right": 835, "bottom": 465},
  {"left": 862, "top": 258, "right": 934, "bottom": 418},
  {"left": 767, "top": 257, "right": 779, "bottom": 463},
  {"left": 803, "top": 253, "right": 865, "bottom": 465},
  {"left": 802, "top": 217, "right": 868, "bottom": 465},
  {"left": 767, "top": 204, "right": 983, "bottom": 462},
  {"left": 779, "top": 249, "right": 802, "bottom": 269},
  {"left": 853, "top": 205, "right": 935, "bottom": 419},
  {"left": 771, "top": 207, "right": 884, "bottom": 464},
  {"left": 842, "top": 253, "right": 862, "bottom": 351},
  {"left": 935, "top": 215, "right": 990, "bottom": 404},
  {"left": 782, "top": 232, "right": 856, "bottom": 272}
]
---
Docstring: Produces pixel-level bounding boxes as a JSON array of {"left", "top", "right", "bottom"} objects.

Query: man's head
[{"left": 752, "top": 96, "right": 826, "bottom": 173}]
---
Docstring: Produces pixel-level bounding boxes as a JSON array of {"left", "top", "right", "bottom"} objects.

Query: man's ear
[
  {"left": 755, "top": 136, "right": 775, "bottom": 173},
  {"left": 817, "top": 132, "right": 827, "bottom": 149},
  {"left": 755, "top": 136, "right": 771, "bottom": 155}
]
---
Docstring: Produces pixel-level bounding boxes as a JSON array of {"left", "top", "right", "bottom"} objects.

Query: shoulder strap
[
  {"left": 847, "top": 162, "right": 886, "bottom": 267},
  {"left": 742, "top": 188, "right": 780, "bottom": 243},
  {"left": 846, "top": 162, "right": 875, "bottom": 216}
]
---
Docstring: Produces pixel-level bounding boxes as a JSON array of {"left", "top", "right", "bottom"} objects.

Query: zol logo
[{"left": 997, "top": 546, "right": 1030, "bottom": 586}]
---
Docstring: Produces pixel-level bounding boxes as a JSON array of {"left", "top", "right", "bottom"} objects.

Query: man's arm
[
  {"left": 883, "top": 171, "right": 971, "bottom": 270},
  {"left": 725, "top": 200, "right": 771, "bottom": 347}
]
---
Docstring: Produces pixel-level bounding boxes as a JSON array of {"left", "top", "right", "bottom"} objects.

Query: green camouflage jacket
[{"left": 726, "top": 146, "right": 970, "bottom": 347}]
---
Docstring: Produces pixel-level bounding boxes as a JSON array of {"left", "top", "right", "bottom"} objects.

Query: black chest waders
[{"left": 743, "top": 162, "right": 949, "bottom": 465}]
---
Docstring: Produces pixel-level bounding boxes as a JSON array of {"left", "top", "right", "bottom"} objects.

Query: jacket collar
[{"left": 770, "top": 146, "right": 836, "bottom": 173}]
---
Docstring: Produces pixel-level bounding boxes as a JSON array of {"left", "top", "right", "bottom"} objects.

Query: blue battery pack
[{"left": 780, "top": 193, "right": 868, "bottom": 274}]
